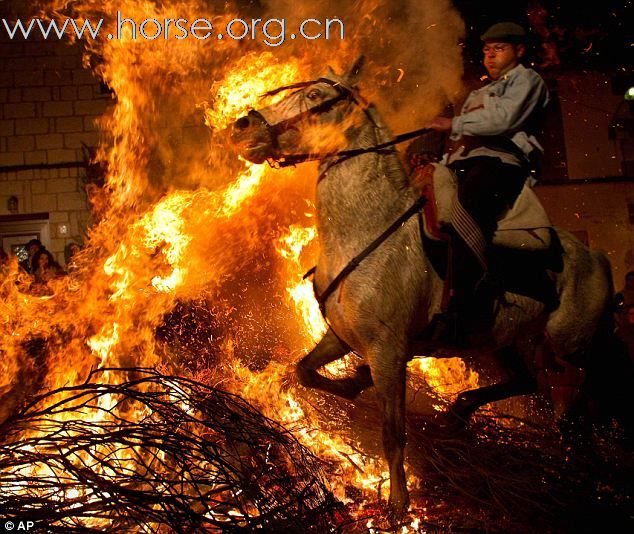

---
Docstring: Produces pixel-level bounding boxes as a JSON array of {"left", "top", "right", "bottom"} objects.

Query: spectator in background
[
  {"left": 31, "top": 249, "right": 63, "bottom": 286},
  {"left": 615, "top": 271, "right": 634, "bottom": 314},
  {"left": 0, "top": 247, "right": 8, "bottom": 275},
  {"left": 19, "top": 239, "right": 43, "bottom": 274},
  {"left": 616, "top": 305, "right": 634, "bottom": 365}
]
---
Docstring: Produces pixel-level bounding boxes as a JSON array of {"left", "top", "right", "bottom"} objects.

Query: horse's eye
[{"left": 306, "top": 89, "right": 321, "bottom": 101}]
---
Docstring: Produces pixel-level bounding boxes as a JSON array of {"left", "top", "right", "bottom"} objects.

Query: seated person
[
  {"left": 19, "top": 239, "right": 43, "bottom": 274},
  {"left": 616, "top": 305, "right": 634, "bottom": 365},
  {"left": 424, "top": 22, "right": 549, "bottom": 345},
  {"left": 64, "top": 241, "right": 83, "bottom": 273}
]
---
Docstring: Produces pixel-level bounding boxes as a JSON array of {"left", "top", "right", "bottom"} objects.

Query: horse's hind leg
[
  {"left": 296, "top": 327, "right": 373, "bottom": 400},
  {"left": 449, "top": 345, "right": 538, "bottom": 422}
]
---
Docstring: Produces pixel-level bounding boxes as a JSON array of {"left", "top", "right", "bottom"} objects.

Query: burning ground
[{"left": 0, "top": 0, "right": 632, "bottom": 532}]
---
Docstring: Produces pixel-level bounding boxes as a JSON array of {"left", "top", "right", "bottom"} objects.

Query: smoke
[
  {"left": 261, "top": 0, "right": 467, "bottom": 131},
  {"left": 29, "top": 0, "right": 466, "bottom": 201}
]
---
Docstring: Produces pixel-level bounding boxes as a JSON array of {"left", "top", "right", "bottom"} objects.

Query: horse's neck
[{"left": 316, "top": 107, "right": 418, "bottom": 254}]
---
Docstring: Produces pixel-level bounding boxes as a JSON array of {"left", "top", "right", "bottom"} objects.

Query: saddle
[
  {"left": 414, "top": 163, "right": 552, "bottom": 249},
  {"left": 412, "top": 163, "right": 562, "bottom": 310}
]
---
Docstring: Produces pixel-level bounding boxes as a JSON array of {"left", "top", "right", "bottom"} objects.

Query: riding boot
[
  {"left": 427, "top": 234, "right": 485, "bottom": 347},
  {"left": 427, "top": 293, "right": 472, "bottom": 347},
  {"left": 471, "top": 273, "right": 502, "bottom": 330}
]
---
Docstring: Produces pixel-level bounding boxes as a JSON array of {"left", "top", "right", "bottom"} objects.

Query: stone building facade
[{"left": 0, "top": 32, "right": 110, "bottom": 265}]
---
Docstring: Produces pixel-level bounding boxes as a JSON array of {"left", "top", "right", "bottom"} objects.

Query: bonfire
[{"left": 0, "top": 1, "right": 631, "bottom": 532}]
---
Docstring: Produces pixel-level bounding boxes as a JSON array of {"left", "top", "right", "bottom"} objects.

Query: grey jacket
[{"left": 447, "top": 64, "right": 549, "bottom": 167}]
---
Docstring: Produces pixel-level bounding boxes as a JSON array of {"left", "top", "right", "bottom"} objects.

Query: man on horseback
[
  {"left": 232, "top": 48, "right": 631, "bottom": 516},
  {"left": 424, "top": 21, "right": 550, "bottom": 345}
]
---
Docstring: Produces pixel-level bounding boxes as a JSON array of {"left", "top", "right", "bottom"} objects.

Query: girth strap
[{"left": 307, "top": 196, "right": 427, "bottom": 316}]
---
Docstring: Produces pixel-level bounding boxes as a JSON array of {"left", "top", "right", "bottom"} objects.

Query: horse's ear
[
  {"left": 326, "top": 65, "right": 336, "bottom": 77},
  {"left": 344, "top": 56, "right": 365, "bottom": 86}
]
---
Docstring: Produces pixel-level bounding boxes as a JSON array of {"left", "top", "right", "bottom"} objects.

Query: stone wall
[
  {"left": 535, "top": 180, "right": 634, "bottom": 289},
  {"left": 0, "top": 32, "right": 111, "bottom": 265},
  {"left": 557, "top": 72, "right": 625, "bottom": 179}
]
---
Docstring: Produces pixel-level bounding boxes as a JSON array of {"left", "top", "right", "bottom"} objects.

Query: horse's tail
[
  {"left": 583, "top": 253, "right": 633, "bottom": 438},
  {"left": 557, "top": 248, "right": 633, "bottom": 445}
]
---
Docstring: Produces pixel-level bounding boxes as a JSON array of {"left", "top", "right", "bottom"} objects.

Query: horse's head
[{"left": 231, "top": 57, "right": 365, "bottom": 164}]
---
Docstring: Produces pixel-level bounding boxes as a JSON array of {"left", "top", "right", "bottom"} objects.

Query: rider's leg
[
  {"left": 430, "top": 157, "right": 525, "bottom": 345},
  {"left": 429, "top": 233, "right": 483, "bottom": 346}
]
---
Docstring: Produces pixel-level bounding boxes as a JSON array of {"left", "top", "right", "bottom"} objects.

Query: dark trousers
[{"left": 448, "top": 156, "right": 527, "bottom": 300}]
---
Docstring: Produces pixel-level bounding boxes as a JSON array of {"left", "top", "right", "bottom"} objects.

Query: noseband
[{"left": 248, "top": 77, "right": 361, "bottom": 160}]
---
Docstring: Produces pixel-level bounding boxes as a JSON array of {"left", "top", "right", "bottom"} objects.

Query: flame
[
  {"left": 1, "top": 0, "right": 474, "bottom": 529},
  {"left": 87, "top": 322, "right": 120, "bottom": 366},
  {"left": 409, "top": 357, "right": 480, "bottom": 411},
  {"left": 204, "top": 52, "right": 301, "bottom": 131},
  {"left": 219, "top": 160, "right": 267, "bottom": 218},
  {"left": 277, "top": 224, "right": 326, "bottom": 343}
]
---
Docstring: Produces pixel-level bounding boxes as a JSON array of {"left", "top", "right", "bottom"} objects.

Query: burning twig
[
  {"left": 0, "top": 367, "right": 341, "bottom": 532},
  {"left": 404, "top": 413, "right": 633, "bottom": 532}
]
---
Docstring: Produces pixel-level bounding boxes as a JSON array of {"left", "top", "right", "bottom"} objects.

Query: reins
[
  {"left": 253, "top": 76, "right": 433, "bottom": 168},
  {"left": 271, "top": 126, "right": 434, "bottom": 168},
  {"left": 305, "top": 195, "right": 427, "bottom": 316}
]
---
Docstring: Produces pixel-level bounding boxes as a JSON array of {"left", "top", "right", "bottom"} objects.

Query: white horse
[{"left": 231, "top": 58, "right": 631, "bottom": 513}]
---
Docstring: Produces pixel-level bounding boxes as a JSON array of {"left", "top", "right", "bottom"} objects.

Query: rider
[{"left": 424, "top": 21, "right": 550, "bottom": 345}]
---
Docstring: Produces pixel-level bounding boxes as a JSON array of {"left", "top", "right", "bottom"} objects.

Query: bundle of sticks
[{"left": 0, "top": 367, "right": 341, "bottom": 532}]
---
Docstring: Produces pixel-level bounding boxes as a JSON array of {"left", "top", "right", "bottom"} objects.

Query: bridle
[
  {"left": 247, "top": 76, "right": 364, "bottom": 166},
  {"left": 248, "top": 78, "right": 433, "bottom": 169},
  {"left": 248, "top": 77, "right": 433, "bottom": 319}
]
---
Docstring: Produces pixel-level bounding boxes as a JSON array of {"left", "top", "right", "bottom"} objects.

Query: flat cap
[{"left": 480, "top": 22, "right": 526, "bottom": 42}]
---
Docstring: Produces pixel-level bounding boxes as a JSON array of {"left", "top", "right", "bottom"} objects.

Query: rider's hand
[{"left": 426, "top": 117, "right": 453, "bottom": 132}]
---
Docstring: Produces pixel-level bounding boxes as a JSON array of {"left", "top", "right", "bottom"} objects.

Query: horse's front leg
[
  {"left": 369, "top": 349, "right": 409, "bottom": 515},
  {"left": 449, "top": 345, "right": 537, "bottom": 422},
  {"left": 296, "top": 327, "right": 373, "bottom": 400}
]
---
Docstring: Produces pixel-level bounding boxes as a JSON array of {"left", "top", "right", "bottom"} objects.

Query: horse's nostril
[{"left": 235, "top": 116, "right": 250, "bottom": 130}]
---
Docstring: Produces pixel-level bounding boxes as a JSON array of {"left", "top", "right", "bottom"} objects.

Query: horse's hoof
[
  {"left": 295, "top": 364, "right": 318, "bottom": 388},
  {"left": 353, "top": 364, "right": 373, "bottom": 389},
  {"left": 386, "top": 497, "right": 410, "bottom": 521},
  {"left": 335, "top": 365, "right": 374, "bottom": 400},
  {"left": 558, "top": 414, "right": 594, "bottom": 452}
]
